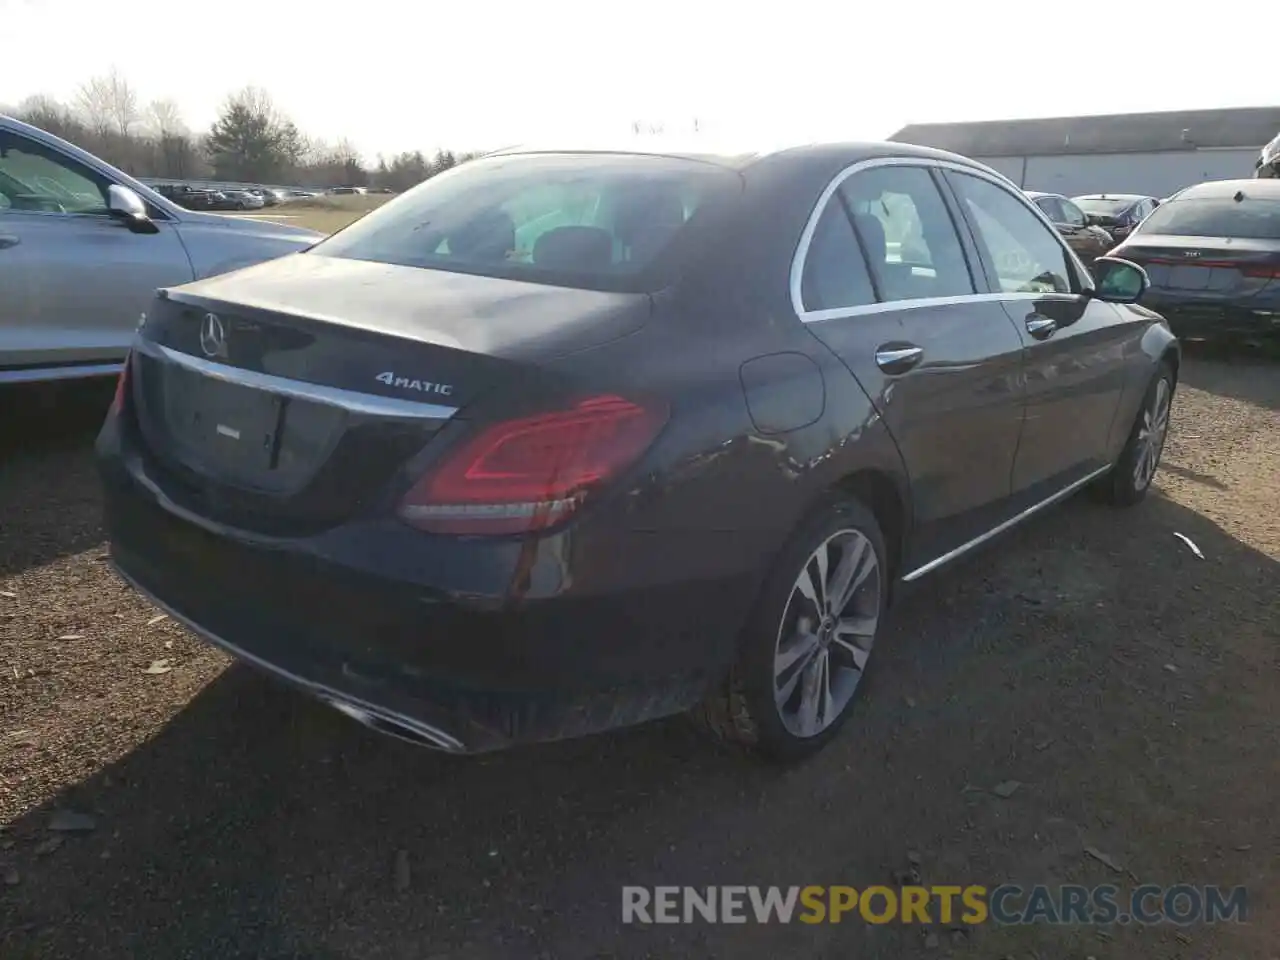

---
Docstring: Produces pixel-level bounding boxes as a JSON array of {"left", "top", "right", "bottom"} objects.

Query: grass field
[{"left": 228, "top": 192, "right": 392, "bottom": 234}]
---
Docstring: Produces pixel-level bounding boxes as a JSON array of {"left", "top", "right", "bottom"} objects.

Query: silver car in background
[
  {"left": 219, "top": 189, "right": 266, "bottom": 210},
  {"left": 0, "top": 115, "right": 323, "bottom": 385}
]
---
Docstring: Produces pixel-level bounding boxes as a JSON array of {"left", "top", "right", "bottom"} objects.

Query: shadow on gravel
[
  {"left": 1178, "top": 347, "right": 1280, "bottom": 411},
  {"left": 3, "top": 490, "right": 1278, "bottom": 960},
  {"left": 0, "top": 381, "right": 113, "bottom": 579}
]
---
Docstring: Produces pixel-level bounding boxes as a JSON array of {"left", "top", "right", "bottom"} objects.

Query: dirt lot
[
  {"left": 231, "top": 193, "right": 389, "bottom": 235},
  {"left": 1, "top": 355, "right": 1277, "bottom": 960}
]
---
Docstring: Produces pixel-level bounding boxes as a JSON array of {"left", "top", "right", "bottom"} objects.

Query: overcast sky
[{"left": 2, "top": 0, "right": 1275, "bottom": 160}]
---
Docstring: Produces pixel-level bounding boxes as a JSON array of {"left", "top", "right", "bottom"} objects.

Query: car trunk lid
[{"left": 129, "top": 254, "right": 652, "bottom": 534}]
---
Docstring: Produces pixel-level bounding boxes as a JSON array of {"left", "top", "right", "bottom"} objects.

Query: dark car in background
[
  {"left": 153, "top": 183, "right": 220, "bottom": 211},
  {"left": 1109, "top": 178, "right": 1280, "bottom": 344},
  {"left": 1025, "top": 191, "right": 1115, "bottom": 262},
  {"left": 98, "top": 141, "right": 1178, "bottom": 762},
  {"left": 1074, "top": 194, "right": 1161, "bottom": 245}
]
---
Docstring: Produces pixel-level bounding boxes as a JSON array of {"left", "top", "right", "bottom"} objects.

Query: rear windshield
[
  {"left": 1074, "top": 197, "right": 1135, "bottom": 216},
  {"left": 1138, "top": 197, "right": 1280, "bottom": 239},
  {"left": 311, "top": 152, "right": 742, "bottom": 292}
]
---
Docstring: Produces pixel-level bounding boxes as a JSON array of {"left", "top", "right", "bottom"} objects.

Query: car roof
[
  {"left": 483, "top": 137, "right": 998, "bottom": 173},
  {"left": 1171, "top": 178, "right": 1280, "bottom": 200},
  {"left": 1023, "top": 190, "right": 1057, "bottom": 199},
  {"left": 1074, "top": 193, "right": 1150, "bottom": 201}
]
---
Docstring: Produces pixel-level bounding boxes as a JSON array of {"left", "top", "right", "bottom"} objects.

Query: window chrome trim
[
  {"left": 900, "top": 463, "right": 1112, "bottom": 583},
  {"left": 135, "top": 339, "right": 460, "bottom": 420},
  {"left": 789, "top": 156, "right": 1093, "bottom": 323},
  {"left": 800, "top": 291, "right": 1085, "bottom": 325}
]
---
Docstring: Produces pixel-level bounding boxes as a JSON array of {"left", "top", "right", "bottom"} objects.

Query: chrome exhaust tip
[{"left": 323, "top": 697, "right": 466, "bottom": 754}]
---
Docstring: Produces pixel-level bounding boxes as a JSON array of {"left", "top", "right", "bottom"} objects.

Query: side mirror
[
  {"left": 107, "top": 185, "right": 159, "bottom": 235},
  {"left": 1091, "top": 256, "right": 1149, "bottom": 304}
]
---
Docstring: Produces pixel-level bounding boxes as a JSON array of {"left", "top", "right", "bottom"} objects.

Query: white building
[{"left": 891, "top": 107, "right": 1280, "bottom": 199}]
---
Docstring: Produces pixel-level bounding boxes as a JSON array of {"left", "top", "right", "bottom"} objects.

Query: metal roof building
[{"left": 891, "top": 107, "right": 1280, "bottom": 198}]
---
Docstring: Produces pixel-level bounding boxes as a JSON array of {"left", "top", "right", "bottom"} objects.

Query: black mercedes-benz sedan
[
  {"left": 1108, "top": 178, "right": 1280, "bottom": 345},
  {"left": 98, "top": 140, "right": 1179, "bottom": 761}
]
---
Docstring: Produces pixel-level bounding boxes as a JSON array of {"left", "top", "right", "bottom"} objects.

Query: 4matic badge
[{"left": 376, "top": 371, "right": 453, "bottom": 396}]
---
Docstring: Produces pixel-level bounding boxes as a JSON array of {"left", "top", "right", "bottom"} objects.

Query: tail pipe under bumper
[{"left": 111, "top": 561, "right": 468, "bottom": 754}]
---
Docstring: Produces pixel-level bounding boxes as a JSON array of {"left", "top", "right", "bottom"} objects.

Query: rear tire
[
  {"left": 692, "top": 497, "right": 889, "bottom": 763},
  {"left": 1094, "top": 361, "right": 1175, "bottom": 507}
]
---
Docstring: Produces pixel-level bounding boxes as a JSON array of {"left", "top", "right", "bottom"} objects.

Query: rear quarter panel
[
  {"left": 1107, "top": 306, "right": 1179, "bottom": 458},
  {"left": 537, "top": 149, "right": 914, "bottom": 604}
]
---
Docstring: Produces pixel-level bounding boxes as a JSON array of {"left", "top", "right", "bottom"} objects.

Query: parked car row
[
  {"left": 1024, "top": 191, "right": 1162, "bottom": 262},
  {"left": 152, "top": 183, "right": 292, "bottom": 211},
  {"left": 1020, "top": 178, "right": 1280, "bottom": 346}
]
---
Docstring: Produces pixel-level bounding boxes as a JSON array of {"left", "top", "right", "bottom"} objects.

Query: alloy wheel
[
  {"left": 773, "top": 528, "right": 881, "bottom": 738},
  {"left": 1134, "top": 377, "right": 1171, "bottom": 490}
]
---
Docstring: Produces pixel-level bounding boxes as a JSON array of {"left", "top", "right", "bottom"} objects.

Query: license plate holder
[
  {"left": 177, "top": 377, "right": 282, "bottom": 473},
  {"left": 1169, "top": 264, "right": 1211, "bottom": 290}
]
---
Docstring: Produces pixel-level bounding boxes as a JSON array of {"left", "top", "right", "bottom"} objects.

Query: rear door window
[
  {"left": 799, "top": 198, "right": 876, "bottom": 312},
  {"left": 1034, "top": 196, "right": 1064, "bottom": 223},
  {"left": 1059, "top": 199, "right": 1088, "bottom": 228},
  {"left": 838, "top": 165, "right": 975, "bottom": 302}
]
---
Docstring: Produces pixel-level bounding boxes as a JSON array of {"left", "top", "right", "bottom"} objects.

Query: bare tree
[
  {"left": 145, "top": 98, "right": 186, "bottom": 139},
  {"left": 17, "top": 94, "right": 75, "bottom": 138},
  {"left": 15, "top": 72, "right": 467, "bottom": 190},
  {"left": 76, "top": 68, "right": 139, "bottom": 139},
  {"left": 143, "top": 99, "right": 195, "bottom": 179}
]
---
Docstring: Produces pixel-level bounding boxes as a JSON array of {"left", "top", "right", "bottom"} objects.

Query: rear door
[
  {"left": 944, "top": 169, "right": 1141, "bottom": 501},
  {"left": 0, "top": 127, "right": 193, "bottom": 379},
  {"left": 796, "top": 160, "right": 1027, "bottom": 568}
]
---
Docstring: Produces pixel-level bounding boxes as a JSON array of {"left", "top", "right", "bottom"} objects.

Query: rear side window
[
  {"left": 1059, "top": 199, "right": 1087, "bottom": 227},
  {"left": 1137, "top": 197, "right": 1280, "bottom": 240},
  {"left": 1035, "top": 196, "right": 1063, "bottom": 222},
  {"left": 839, "top": 165, "right": 975, "bottom": 302},
  {"left": 800, "top": 199, "right": 876, "bottom": 312},
  {"left": 312, "top": 153, "right": 741, "bottom": 292},
  {"left": 949, "top": 172, "right": 1074, "bottom": 295}
]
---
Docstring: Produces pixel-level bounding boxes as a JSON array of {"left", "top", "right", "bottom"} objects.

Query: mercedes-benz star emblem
[{"left": 199, "top": 312, "right": 227, "bottom": 359}]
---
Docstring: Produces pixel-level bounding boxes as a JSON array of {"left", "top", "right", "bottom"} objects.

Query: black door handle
[
  {"left": 874, "top": 343, "right": 924, "bottom": 374},
  {"left": 0, "top": 234, "right": 20, "bottom": 250}
]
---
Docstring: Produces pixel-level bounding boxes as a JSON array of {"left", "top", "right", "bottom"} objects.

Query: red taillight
[
  {"left": 397, "top": 394, "right": 667, "bottom": 535},
  {"left": 110, "top": 352, "right": 132, "bottom": 413},
  {"left": 1242, "top": 264, "right": 1280, "bottom": 279}
]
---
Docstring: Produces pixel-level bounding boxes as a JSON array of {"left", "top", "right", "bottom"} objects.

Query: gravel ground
[{"left": 1, "top": 356, "right": 1277, "bottom": 960}]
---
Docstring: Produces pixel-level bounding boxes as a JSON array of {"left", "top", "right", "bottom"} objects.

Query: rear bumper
[
  {"left": 1144, "top": 300, "right": 1280, "bottom": 341},
  {"left": 97, "top": 413, "right": 760, "bottom": 753}
]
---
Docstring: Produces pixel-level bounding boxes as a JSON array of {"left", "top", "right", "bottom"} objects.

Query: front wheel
[
  {"left": 1094, "top": 361, "right": 1175, "bottom": 506},
  {"left": 693, "top": 498, "right": 888, "bottom": 762}
]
